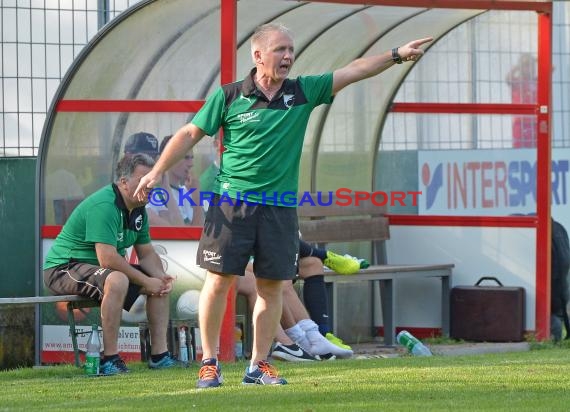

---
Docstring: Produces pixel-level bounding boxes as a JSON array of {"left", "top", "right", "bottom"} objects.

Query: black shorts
[
  {"left": 197, "top": 195, "right": 299, "bottom": 280},
  {"left": 43, "top": 261, "right": 145, "bottom": 311}
]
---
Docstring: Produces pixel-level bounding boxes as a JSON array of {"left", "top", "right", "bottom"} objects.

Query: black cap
[{"left": 124, "top": 132, "right": 159, "bottom": 157}]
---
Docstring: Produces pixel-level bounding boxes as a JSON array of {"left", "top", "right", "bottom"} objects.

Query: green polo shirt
[
  {"left": 192, "top": 69, "right": 333, "bottom": 206},
  {"left": 44, "top": 184, "right": 150, "bottom": 269}
]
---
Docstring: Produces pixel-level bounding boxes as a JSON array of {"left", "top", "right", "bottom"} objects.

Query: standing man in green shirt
[
  {"left": 135, "top": 22, "right": 432, "bottom": 387},
  {"left": 44, "top": 154, "right": 177, "bottom": 375}
]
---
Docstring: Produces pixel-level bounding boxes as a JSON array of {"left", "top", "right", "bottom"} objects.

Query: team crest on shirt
[
  {"left": 135, "top": 214, "right": 143, "bottom": 231},
  {"left": 283, "top": 94, "right": 295, "bottom": 108}
]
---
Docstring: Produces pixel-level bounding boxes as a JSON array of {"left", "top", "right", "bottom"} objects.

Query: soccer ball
[{"left": 176, "top": 289, "right": 201, "bottom": 320}]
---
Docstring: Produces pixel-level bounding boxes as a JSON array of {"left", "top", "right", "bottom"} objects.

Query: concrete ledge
[
  {"left": 351, "top": 341, "right": 531, "bottom": 359},
  {"left": 431, "top": 342, "right": 530, "bottom": 356}
]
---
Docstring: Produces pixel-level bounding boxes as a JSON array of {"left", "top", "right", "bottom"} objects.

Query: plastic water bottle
[
  {"left": 178, "top": 326, "right": 189, "bottom": 366},
  {"left": 396, "top": 330, "right": 432, "bottom": 356},
  {"left": 85, "top": 324, "right": 101, "bottom": 375},
  {"left": 235, "top": 325, "right": 243, "bottom": 360}
]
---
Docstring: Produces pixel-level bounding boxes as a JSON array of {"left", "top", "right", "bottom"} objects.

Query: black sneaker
[
  {"left": 271, "top": 343, "right": 319, "bottom": 362},
  {"left": 319, "top": 353, "right": 337, "bottom": 361}
]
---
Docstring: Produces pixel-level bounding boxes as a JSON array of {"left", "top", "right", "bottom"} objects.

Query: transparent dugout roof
[{"left": 40, "top": 0, "right": 525, "bottom": 224}]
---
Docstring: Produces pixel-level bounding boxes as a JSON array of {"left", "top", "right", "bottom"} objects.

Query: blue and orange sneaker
[
  {"left": 242, "top": 360, "right": 287, "bottom": 385},
  {"left": 196, "top": 358, "right": 223, "bottom": 388}
]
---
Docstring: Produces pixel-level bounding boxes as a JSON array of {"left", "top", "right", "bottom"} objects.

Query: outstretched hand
[
  {"left": 399, "top": 37, "right": 433, "bottom": 62},
  {"left": 134, "top": 170, "right": 163, "bottom": 203}
]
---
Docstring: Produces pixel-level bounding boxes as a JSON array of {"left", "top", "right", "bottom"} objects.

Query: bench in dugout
[
  {"left": 297, "top": 192, "right": 454, "bottom": 345},
  {"left": 0, "top": 295, "right": 200, "bottom": 367},
  {"left": 0, "top": 295, "right": 99, "bottom": 367}
]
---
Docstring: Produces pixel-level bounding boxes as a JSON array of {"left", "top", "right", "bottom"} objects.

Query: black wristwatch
[{"left": 392, "top": 47, "right": 403, "bottom": 64}]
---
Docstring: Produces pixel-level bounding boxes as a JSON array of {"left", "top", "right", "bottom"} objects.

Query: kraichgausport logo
[{"left": 147, "top": 188, "right": 422, "bottom": 208}]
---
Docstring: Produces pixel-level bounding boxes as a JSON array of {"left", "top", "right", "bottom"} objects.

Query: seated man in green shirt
[{"left": 43, "top": 154, "right": 176, "bottom": 375}]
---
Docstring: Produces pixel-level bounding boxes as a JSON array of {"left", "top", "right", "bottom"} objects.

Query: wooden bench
[
  {"left": 297, "top": 192, "right": 454, "bottom": 346},
  {"left": 0, "top": 295, "right": 99, "bottom": 367}
]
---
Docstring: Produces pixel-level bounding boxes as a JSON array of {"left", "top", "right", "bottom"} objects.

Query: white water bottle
[
  {"left": 85, "top": 324, "right": 101, "bottom": 375},
  {"left": 178, "top": 326, "right": 189, "bottom": 365},
  {"left": 396, "top": 330, "right": 432, "bottom": 356}
]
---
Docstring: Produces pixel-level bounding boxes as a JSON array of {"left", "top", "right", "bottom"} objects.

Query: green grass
[{"left": 2, "top": 349, "right": 570, "bottom": 411}]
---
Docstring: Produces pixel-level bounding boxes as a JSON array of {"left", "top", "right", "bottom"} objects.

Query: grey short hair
[
  {"left": 115, "top": 153, "right": 155, "bottom": 182},
  {"left": 250, "top": 22, "right": 293, "bottom": 61}
]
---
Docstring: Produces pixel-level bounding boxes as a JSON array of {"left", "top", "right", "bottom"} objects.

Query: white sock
[
  {"left": 285, "top": 324, "right": 311, "bottom": 352},
  {"left": 297, "top": 318, "right": 319, "bottom": 332},
  {"left": 297, "top": 319, "right": 353, "bottom": 358},
  {"left": 248, "top": 362, "right": 258, "bottom": 373}
]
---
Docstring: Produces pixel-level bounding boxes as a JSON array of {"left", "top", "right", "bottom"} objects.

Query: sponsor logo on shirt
[{"left": 237, "top": 112, "right": 260, "bottom": 124}]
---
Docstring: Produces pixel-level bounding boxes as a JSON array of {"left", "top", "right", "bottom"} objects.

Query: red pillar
[
  {"left": 217, "top": 0, "right": 238, "bottom": 362},
  {"left": 534, "top": 8, "right": 553, "bottom": 341}
]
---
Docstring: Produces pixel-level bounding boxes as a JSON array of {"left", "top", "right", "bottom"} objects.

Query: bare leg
[
  {"left": 281, "top": 275, "right": 353, "bottom": 358},
  {"left": 251, "top": 277, "right": 285, "bottom": 364},
  {"left": 239, "top": 269, "right": 309, "bottom": 335},
  {"left": 275, "top": 326, "right": 294, "bottom": 345},
  {"left": 238, "top": 269, "right": 294, "bottom": 346},
  {"left": 146, "top": 292, "right": 170, "bottom": 355},
  {"left": 298, "top": 256, "right": 324, "bottom": 277},
  {"left": 101, "top": 271, "right": 129, "bottom": 356},
  {"left": 236, "top": 264, "right": 257, "bottom": 311},
  {"left": 199, "top": 270, "right": 236, "bottom": 360},
  {"left": 283, "top": 280, "right": 311, "bottom": 325},
  {"left": 277, "top": 284, "right": 297, "bottom": 344}
]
